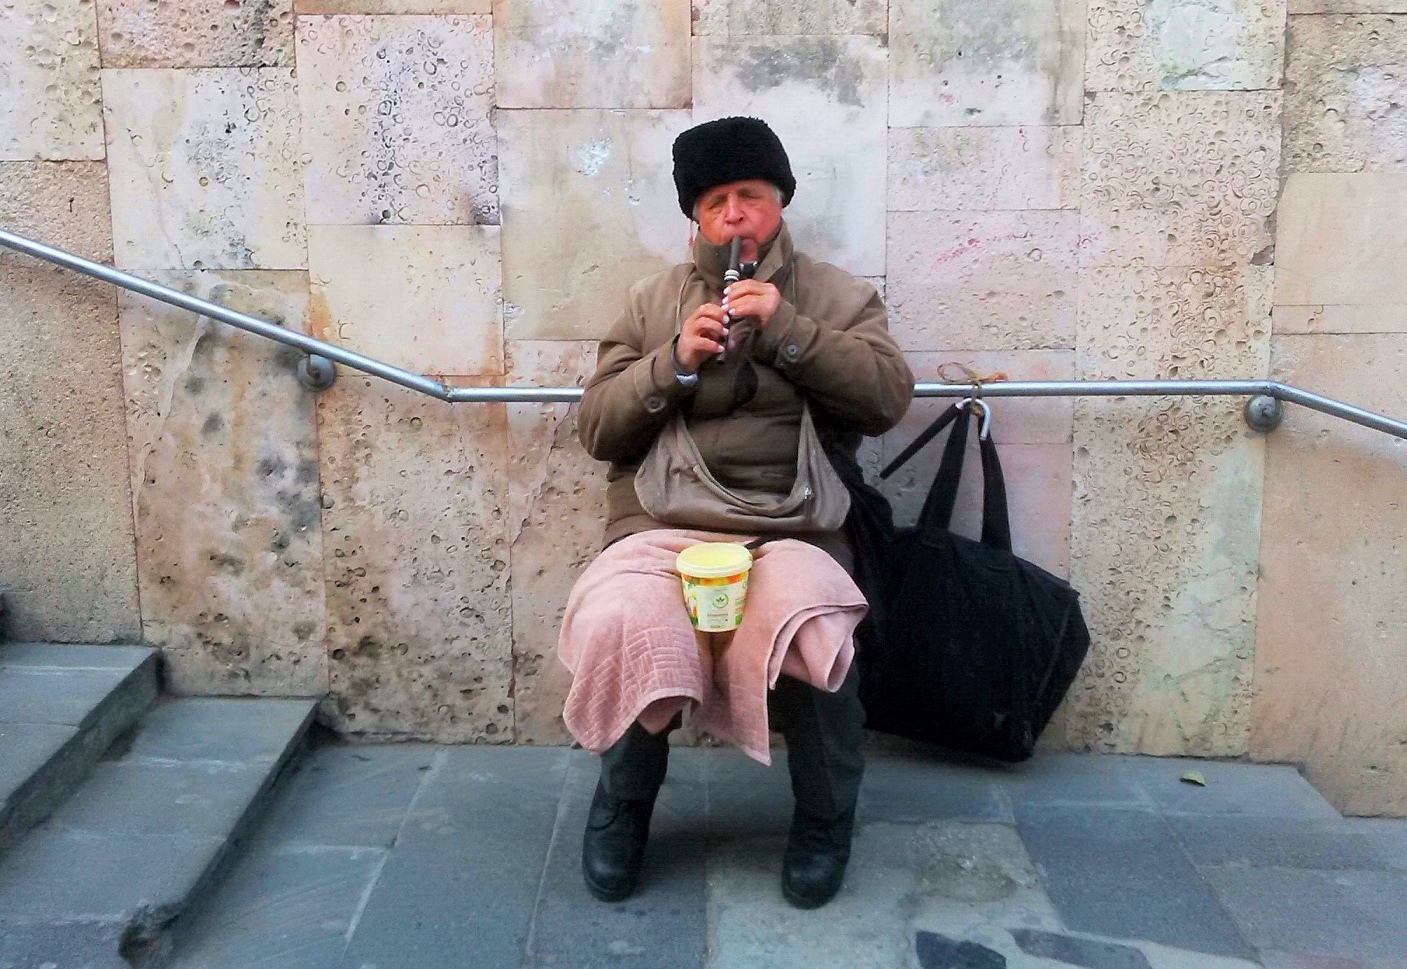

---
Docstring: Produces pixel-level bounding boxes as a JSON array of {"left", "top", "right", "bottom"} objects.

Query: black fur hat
[{"left": 672, "top": 117, "right": 795, "bottom": 220}]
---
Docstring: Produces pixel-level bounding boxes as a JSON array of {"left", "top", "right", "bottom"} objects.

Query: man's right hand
[{"left": 674, "top": 302, "right": 730, "bottom": 374}]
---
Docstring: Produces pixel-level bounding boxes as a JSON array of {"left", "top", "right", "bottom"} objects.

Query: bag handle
[
  {"left": 880, "top": 401, "right": 1013, "bottom": 551},
  {"left": 918, "top": 401, "right": 971, "bottom": 531},
  {"left": 878, "top": 402, "right": 963, "bottom": 480}
]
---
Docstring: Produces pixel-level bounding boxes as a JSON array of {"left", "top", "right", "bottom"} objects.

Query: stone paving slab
[
  {"left": 0, "top": 643, "right": 155, "bottom": 669},
  {"left": 254, "top": 741, "right": 437, "bottom": 849},
  {"left": 524, "top": 749, "right": 707, "bottom": 968},
  {"left": 859, "top": 751, "right": 1013, "bottom": 824},
  {"left": 50, "top": 760, "right": 275, "bottom": 839},
  {"left": 1167, "top": 815, "right": 1389, "bottom": 871},
  {"left": 168, "top": 844, "right": 386, "bottom": 969},
  {"left": 1206, "top": 867, "right": 1407, "bottom": 960},
  {"left": 340, "top": 747, "right": 568, "bottom": 969},
  {"left": 0, "top": 667, "right": 142, "bottom": 727},
  {"left": 1014, "top": 804, "right": 1258, "bottom": 959},
  {"left": 1349, "top": 818, "right": 1407, "bottom": 871},
  {"left": 0, "top": 721, "right": 76, "bottom": 807},
  {"left": 123, "top": 697, "right": 316, "bottom": 763},
  {"left": 153, "top": 745, "right": 1407, "bottom": 968},
  {"left": 1121, "top": 758, "right": 1344, "bottom": 820},
  {"left": 0, "top": 827, "right": 228, "bottom": 921}
]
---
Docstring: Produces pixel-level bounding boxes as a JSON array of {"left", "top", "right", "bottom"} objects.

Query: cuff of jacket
[
  {"left": 630, "top": 340, "right": 697, "bottom": 415},
  {"left": 750, "top": 301, "right": 817, "bottom": 372}
]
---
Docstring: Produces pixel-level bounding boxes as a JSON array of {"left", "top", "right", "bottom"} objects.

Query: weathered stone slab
[
  {"left": 0, "top": 252, "right": 138, "bottom": 642},
  {"left": 886, "top": 210, "right": 1080, "bottom": 351},
  {"left": 1291, "top": 0, "right": 1407, "bottom": 10},
  {"left": 1086, "top": 0, "right": 1286, "bottom": 94},
  {"left": 317, "top": 377, "right": 513, "bottom": 742},
  {"left": 1253, "top": 332, "right": 1407, "bottom": 817},
  {"left": 1051, "top": 265, "right": 1271, "bottom": 756},
  {"left": 0, "top": 162, "right": 112, "bottom": 261},
  {"left": 493, "top": 0, "right": 691, "bottom": 109},
  {"left": 1276, "top": 173, "right": 1407, "bottom": 304},
  {"left": 308, "top": 224, "right": 502, "bottom": 376},
  {"left": 888, "top": 0, "right": 1084, "bottom": 128},
  {"left": 1080, "top": 91, "right": 1280, "bottom": 268},
  {"left": 96, "top": 0, "right": 293, "bottom": 68},
  {"left": 0, "top": 0, "right": 103, "bottom": 160},
  {"left": 692, "top": 0, "right": 887, "bottom": 35},
  {"left": 1286, "top": 15, "right": 1407, "bottom": 173},
  {"left": 504, "top": 342, "right": 604, "bottom": 745},
  {"left": 297, "top": 0, "right": 487, "bottom": 11},
  {"left": 889, "top": 126, "right": 1082, "bottom": 212},
  {"left": 498, "top": 109, "right": 691, "bottom": 342},
  {"left": 693, "top": 35, "right": 887, "bottom": 277},
  {"left": 103, "top": 68, "right": 306, "bottom": 270},
  {"left": 118, "top": 270, "right": 326, "bottom": 696},
  {"left": 295, "top": 15, "right": 496, "bottom": 225},
  {"left": 1273, "top": 303, "right": 1407, "bottom": 333}
]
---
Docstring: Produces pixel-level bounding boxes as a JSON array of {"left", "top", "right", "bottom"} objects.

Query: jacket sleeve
[
  {"left": 749, "top": 286, "right": 914, "bottom": 436},
  {"left": 577, "top": 294, "right": 697, "bottom": 464}
]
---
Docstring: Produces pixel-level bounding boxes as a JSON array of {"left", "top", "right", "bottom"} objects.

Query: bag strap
[
  {"left": 878, "top": 402, "right": 963, "bottom": 480},
  {"left": 977, "top": 426, "right": 1012, "bottom": 552},
  {"left": 917, "top": 401, "right": 971, "bottom": 530}
]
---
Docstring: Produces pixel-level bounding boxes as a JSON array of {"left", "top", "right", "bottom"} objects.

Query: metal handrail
[{"left": 3, "top": 227, "right": 1405, "bottom": 440}]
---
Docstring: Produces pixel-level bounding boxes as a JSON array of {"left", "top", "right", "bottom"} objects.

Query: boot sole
[
  {"left": 583, "top": 867, "right": 637, "bottom": 903},
  {"left": 782, "top": 879, "right": 837, "bottom": 910}
]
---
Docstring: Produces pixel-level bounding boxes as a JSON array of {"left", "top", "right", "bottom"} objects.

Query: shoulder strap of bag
[
  {"left": 977, "top": 427, "right": 1012, "bottom": 552},
  {"left": 916, "top": 402, "right": 971, "bottom": 530},
  {"left": 878, "top": 402, "right": 963, "bottom": 481}
]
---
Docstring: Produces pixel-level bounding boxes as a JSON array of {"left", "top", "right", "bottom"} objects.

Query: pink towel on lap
[{"left": 558, "top": 529, "right": 868, "bottom": 765}]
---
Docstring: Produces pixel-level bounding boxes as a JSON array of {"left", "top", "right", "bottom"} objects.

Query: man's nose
[{"left": 724, "top": 195, "right": 744, "bottom": 222}]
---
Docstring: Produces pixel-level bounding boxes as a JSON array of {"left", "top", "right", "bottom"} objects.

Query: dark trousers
[{"left": 597, "top": 659, "right": 866, "bottom": 822}]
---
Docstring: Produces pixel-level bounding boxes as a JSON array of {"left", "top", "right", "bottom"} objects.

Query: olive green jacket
[{"left": 578, "top": 222, "right": 914, "bottom": 546}]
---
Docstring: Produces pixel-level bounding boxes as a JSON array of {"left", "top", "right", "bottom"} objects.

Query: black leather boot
[
  {"left": 581, "top": 779, "right": 657, "bottom": 902},
  {"left": 781, "top": 809, "right": 854, "bottom": 909}
]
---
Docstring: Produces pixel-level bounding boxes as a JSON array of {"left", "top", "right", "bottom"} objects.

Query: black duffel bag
[{"left": 858, "top": 401, "right": 1091, "bottom": 762}]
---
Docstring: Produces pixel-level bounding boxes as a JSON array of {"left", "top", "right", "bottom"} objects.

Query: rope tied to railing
[{"left": 936, "top": 361, "right": 1006, "bottom": 439}]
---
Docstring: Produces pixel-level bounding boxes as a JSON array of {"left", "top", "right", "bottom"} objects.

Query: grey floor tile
[
  {"left": 254, "top": 743, "right": 436, "bottom": 849},
  {"left": 168, "top": 844, "right": 384, "bottom": 969},
  {"left": 50, "top": 759, "right": 272, "bottom": 838},
  {"left": 1348, "top": 818, "right": 1407, "bottom": 872},
  {"left": 998, "top": 752, "right": 1149, "bottom": 809},
  {"left": 1014, "top": 804, "right": 1256, "bottom": 959},
  {"left": 0, "top": 643, "right": 151, "bottom": 670},
  {"left": 525, "top": 750, "right": 707, "bottom": 969},
  {"left": 0, "top": 667, "right": 134, "bottom": 727},
  {"left": 860, "top": 751, "right": 1012, "bottom": 824},
  {"left": 0, "top": 918, "right": 128, "bottom": 969},
  {"left": 0, "top": 826, "right": 224, "bottom": 921},
  {"left": 124, "top": 698, "right": 314, "bottom": 764},
  {"left": 341, "top": 746, "right": 569, "bottom": 969},
  {"left": 705, "top": 748, "right": 794, "bottom": 841},
  {"left": 0, "top": 721, "right": 76, "bottom": 802},
  {"left": 1169, "top": 815, "right": 1389, "bottom": 871},
  {"left": 1124, "top": 757, "right": 1342, "bottom": 820},
  {"left": 1207, "top": 867, "right": 1407, "bottom": 960}
]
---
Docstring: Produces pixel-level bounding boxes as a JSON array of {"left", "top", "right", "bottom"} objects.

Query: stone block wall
[{"left": 1, "top": 0, "right": 1403, "bottom": 811}]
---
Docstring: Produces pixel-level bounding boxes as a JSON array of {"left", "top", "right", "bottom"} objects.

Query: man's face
[{"left": 693, "top": 178, "right": 783, "bottom": 262}]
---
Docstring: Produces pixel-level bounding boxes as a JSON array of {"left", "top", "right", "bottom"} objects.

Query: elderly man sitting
[{"left": 558, "top": 117, "right": 913, "bottom": 909}]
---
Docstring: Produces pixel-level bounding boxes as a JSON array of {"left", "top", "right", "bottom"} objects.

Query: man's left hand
[{"left": 722, "top": 279, "right": 782, "bottom": 327}]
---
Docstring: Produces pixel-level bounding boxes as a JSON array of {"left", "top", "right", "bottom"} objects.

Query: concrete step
[
  {"left": 0, "top": 643, "right": 158, "bottom": 854},
  {"left": 0, "top": 695, "right": 318, "bottom": 969}
]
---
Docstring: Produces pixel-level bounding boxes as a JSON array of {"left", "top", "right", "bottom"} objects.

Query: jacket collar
[{"left": 690, "top": 221, "right": 793, "bottom": 291}]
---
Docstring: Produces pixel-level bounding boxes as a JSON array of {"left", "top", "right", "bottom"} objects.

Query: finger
[
  {"left": 692, "top": 303, "right": 727, "bottom": 323},
  {"left": 691, "top": 318, "right": 727, "bottom": 340}
]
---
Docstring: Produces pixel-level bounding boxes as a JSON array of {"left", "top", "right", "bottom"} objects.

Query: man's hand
[
  {"left": 674, "top": 302, "right": 729, "bottom": 374},
  {"left": 722, "top": 279, "right": 782, "bottom": 327}
]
